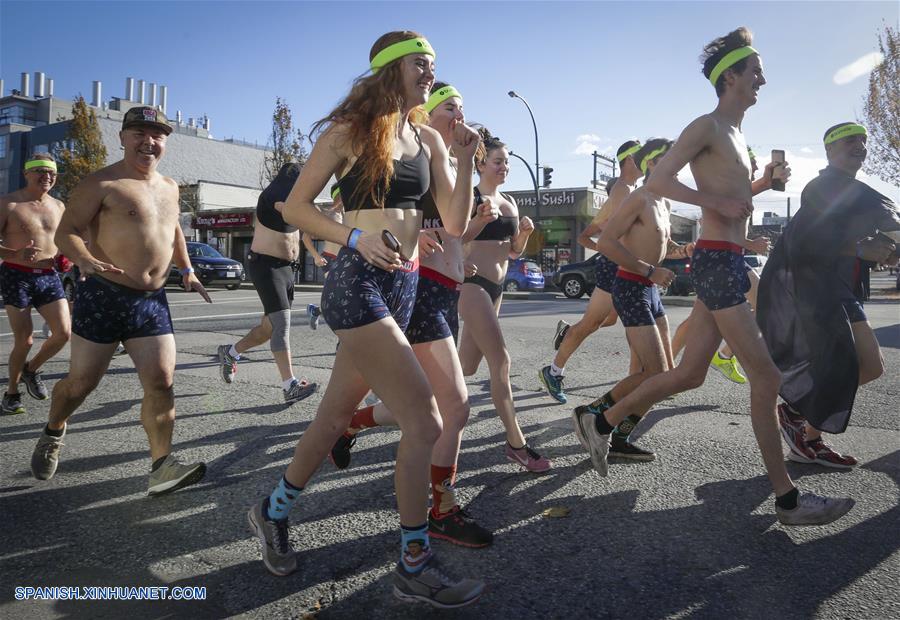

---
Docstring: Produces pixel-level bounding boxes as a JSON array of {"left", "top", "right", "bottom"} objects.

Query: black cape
[{"left": 757, "top": 166, "right": 900, "bottom": 433}]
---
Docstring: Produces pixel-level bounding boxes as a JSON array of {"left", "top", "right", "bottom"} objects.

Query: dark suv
[
  {"left": 552, "top": 253, "right": 694, "bottom": 298},
  {"left": 552, "top": 253, "right": 602, "bottom": 298},
  {"left": 659, "top": 257, "right": 694, "bottom": 296},
  {"left": 166, "top": 242, "right": 245, "bottom": 290}
]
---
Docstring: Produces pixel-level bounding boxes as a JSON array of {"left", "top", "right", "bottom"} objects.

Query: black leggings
[
  {"left": 464, "top": 275, "right": 502, "bottom": 303},
  {"left": 247, "top": 251, "right": 296, "bottom": 314}
]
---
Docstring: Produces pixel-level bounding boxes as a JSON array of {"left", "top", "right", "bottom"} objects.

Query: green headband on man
[
  {"left": 370, "top": 37, "right": 435, "bottom": 73},
  {"left": 709, "top": 46, "right": 758, "bottom": 87},
  {"left": 824, "top": 123, "right": 867, "bottom": 145},
  {"left": 25, "top": 159, "right": 57, "bottom": 172},
  {"left": 617, "top": 143, "right": 642, "bottom": 163},
  {"left": 424, "top": 85, "right": 462, "bottom": 113},
  {"left": 640, "top": 146, "right": 669, "bottom": 174}
]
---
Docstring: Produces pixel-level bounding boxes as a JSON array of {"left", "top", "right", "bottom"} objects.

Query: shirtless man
[
  {"left": 30, "top": 106, "right": 209, "bottom": 496},
  {"left": 573, "top": 139, "right": 692, "bottom": 465},
  {"left": 579, "top": 27, "right": 853, "bottom": 525},
  {"left": 217, "top": 162, "right": 317, "bottom": 403},
  {"left": 0, "top": 154, "right": 70, "bottom": 415},
  {"left": 539, "top": 141, "right": 644, "bottom": 404}
]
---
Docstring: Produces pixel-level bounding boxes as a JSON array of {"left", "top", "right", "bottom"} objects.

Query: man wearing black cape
[{"left": 757, "top": 122, "right": 899, "bottom": 469}]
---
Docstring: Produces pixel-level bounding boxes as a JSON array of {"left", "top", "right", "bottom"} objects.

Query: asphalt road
[{"left": 1, "top": 274, "right": 898, "bottom": 619}]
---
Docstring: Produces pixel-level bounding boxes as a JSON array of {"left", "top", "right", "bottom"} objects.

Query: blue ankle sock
[
  {"left": 400, "top": 522, "right": 431, "bottom": 573},
  {"left": 266, "top": 476, "right": 303, "bottom": 521}
]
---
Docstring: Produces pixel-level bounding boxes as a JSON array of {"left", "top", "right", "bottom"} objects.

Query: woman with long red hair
[{"left": 246, "top": 32, "right": 484, "bottom": 609}]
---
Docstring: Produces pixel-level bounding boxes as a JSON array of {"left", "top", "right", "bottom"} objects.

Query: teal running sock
[
  {"left": 612, "top": 414, "right": 642, "bottom": 441},
  {"left": 266, "top": 475, "right": 303, "bottom": 521},
  {"left": 400, "top": 522, "right": 431, "bottom": 573}
]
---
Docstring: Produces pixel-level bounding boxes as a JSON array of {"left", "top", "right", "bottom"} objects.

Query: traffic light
[{"left": 542, "top": 166, "right": 553, "bottom": 188}]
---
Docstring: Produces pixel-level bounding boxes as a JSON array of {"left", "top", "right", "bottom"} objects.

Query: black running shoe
[
  {"left": 329, "top": 433, "right": 356, "bottom": 470},
  {"left": 22, "top": 364, "right": 49, "bottom": 400},
  {"left": 429, "top": 507, "right": 493, "bottom": 548},
  {"left": 609, "top": 435, "right": 656, "bottom": 461},
  {"left": 553, "top": 320, "right": 570, "bottom": 351}
]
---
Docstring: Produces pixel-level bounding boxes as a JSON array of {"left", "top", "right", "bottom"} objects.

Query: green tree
[
  {"left": 261, "top": 96, "right": 307, "bottom": 186},
  {"left": 53, "top": 96, "right": 108, "bottom": 202},
  {"left": 860, "top": 24, "right": 900, "bottom": 186}
]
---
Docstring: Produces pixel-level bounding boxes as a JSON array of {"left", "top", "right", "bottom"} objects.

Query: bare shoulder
[
  {"left": 417, "top": 124, "right": 442, "bottom": 146},
  {"left": 319, "top": 121, "right": 353, "bottom": 155},
  {"left": 158, "top": 174, "right": 179, "bottom": 191},
  {"left": 687, "top": 113, "right": 719, "bottom": 134}
]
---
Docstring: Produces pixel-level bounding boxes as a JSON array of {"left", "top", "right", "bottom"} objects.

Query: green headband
[
  {"left": 424, "top": 85, "right": 462, "bottom": 113},
  {"left": 616, "top": 144, "right": 641, "bottom": 163},
  {"left": 25, "top": 159, "right": 57, "bottom": 172},
  {"left": 331, "top": 184, "right": 341, "bottom": 200},
  {"left": 640, "top": 146, "right": 669, "bottom": 174},
  {"left": 824, "top": 123, "right": 867, "bottom": 145},
  {"left": 709, "top": 46, "right": 758, "bottom": 87},
  {"left": 370, "top": 37, "right": 435, "bottom": 73}
]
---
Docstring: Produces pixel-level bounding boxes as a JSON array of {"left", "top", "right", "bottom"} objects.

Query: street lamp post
[{"left": 508, "top": 91, "right": 540, "bottom": 220}]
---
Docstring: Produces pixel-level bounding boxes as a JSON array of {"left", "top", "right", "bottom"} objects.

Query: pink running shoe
[
  {"left": 777, "top": 403, "right": 816, "bottom": 460},
  {"left": 788, "top": 438, "right": 858, "bottom": 470},
  {"left": 505, "top": 443, "right": 551, "bottom": 473}
]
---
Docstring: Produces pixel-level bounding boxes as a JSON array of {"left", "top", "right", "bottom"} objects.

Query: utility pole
[{"left": 786, "top": 196, "right": 791, "bottom": 221}]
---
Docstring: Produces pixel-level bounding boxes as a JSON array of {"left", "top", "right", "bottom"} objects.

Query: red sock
[
  {"left": 430, "top": 464, "right": 457, "bottom": 518},
  {"left": 349, "top": 406, "right": 377, "bottom": 432}
]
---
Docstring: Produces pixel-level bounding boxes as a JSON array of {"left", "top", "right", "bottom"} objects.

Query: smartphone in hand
[
  {"left": 382, "top": 229, "right": 406, "bottom": 261},
  {"left": 771, "top": 149, "right": 785, "bottom": 192}
]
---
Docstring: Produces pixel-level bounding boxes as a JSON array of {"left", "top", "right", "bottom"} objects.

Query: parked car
[
  {"left": 743, "top": 254, "right": 768, "bottom": 272},
  {"left": 166, "top": 242, "right": 245, "bottom": 290},
  {"left": 552, "top": 253, "right": 602, "bottom": 299},
  {"left": 659, "top": 257, "right": 694, "bottom": 296},
  {"left": 504, "top": 258, "right": 544, "bottom": 292},
  {"left": 553, "top": 253, "right": 695, "bottom": 299}
]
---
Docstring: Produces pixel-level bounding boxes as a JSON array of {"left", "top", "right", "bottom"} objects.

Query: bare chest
[
  {"left": 102, "top": 182, "right": 178, "bottom": 225},
  {"left": 5, "top": 201, "right": 61, "bottom": 236}
]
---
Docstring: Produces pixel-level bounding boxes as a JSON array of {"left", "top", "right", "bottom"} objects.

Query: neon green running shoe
[{"left": 710, "top": 352, "right": 747, "bottom": 384}]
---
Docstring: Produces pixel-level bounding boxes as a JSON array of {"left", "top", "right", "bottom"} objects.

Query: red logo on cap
[{"left": 143, "top": 109, "right": 157, "bottom": 122}]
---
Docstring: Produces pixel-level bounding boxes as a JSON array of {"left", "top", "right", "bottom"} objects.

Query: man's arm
[
  {"left": 596, "top": 193, "right": 649, "bottom": 275},
  {"left": 302, "top": 231, "right": 327, "bottom": 266},
  {"left": 578, "top": 181, "right": 631, "bottom": 250},
  {"left": 54, "top": 176, "right": 123, "bottom": 276},
  {"left": 646, "top": 116, "right": 752, "bottom": 219},
  {"left": 421, "top": 123, "right": 478, "bottom": 237},
  {"left": 173, "top": 222, "right": 211, "bottom": 302}
]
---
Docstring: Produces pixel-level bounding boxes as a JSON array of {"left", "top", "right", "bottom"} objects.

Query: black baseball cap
[{"left": 122, "top": 106, "right": 173, "bottom": 135}]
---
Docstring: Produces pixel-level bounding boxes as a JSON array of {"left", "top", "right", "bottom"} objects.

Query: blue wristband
[
  {"left": 180, "top": 266, "right": 194, "bottom": 276},
  {"left": 347, "top": 228, "right": 363, "bottom": 250}
]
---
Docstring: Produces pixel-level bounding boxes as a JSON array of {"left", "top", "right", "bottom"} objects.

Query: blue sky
[{"left": 2, "top": 1, "right": 897, "bottom": 219}]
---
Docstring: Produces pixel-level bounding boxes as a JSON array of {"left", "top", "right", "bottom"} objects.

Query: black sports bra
[
  {"left": 256, "top": 162, "right": 300, "bottom": 233},
  {"left": 420, "top": 186, "right": 442, "bottom": 229},
  {"left": 473, "top": 187, "right": 518, "bottom": 241},
  {"left": 338, "top": 125, "right": 430, "bottom": 212}
]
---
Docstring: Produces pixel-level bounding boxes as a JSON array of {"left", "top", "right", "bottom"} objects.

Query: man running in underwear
[
  {"left": 579, "top": 27, "right": 853, "bottom": 526},
  {"left": 30, "top": 107, "right": 208, "bottom": 496},
  {"left": 573, "top": 139, "right": 692, "bottom": 465},
  {"left": 539, "top": 141, "right": 643, "bottom": 404},
  {"left": 0, "top": 154, "right": 70, "bottom": 415}
]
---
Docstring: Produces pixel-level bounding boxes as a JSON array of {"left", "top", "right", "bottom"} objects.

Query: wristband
[
  {"left": 646, "top": 265, "right": 655, "bottom": 279},
  {"left": 347, "top": 228, "right": 363, "bottom": 250},
  {"left": 180, "top": 266, "right": 194, "bottom": 276}
]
